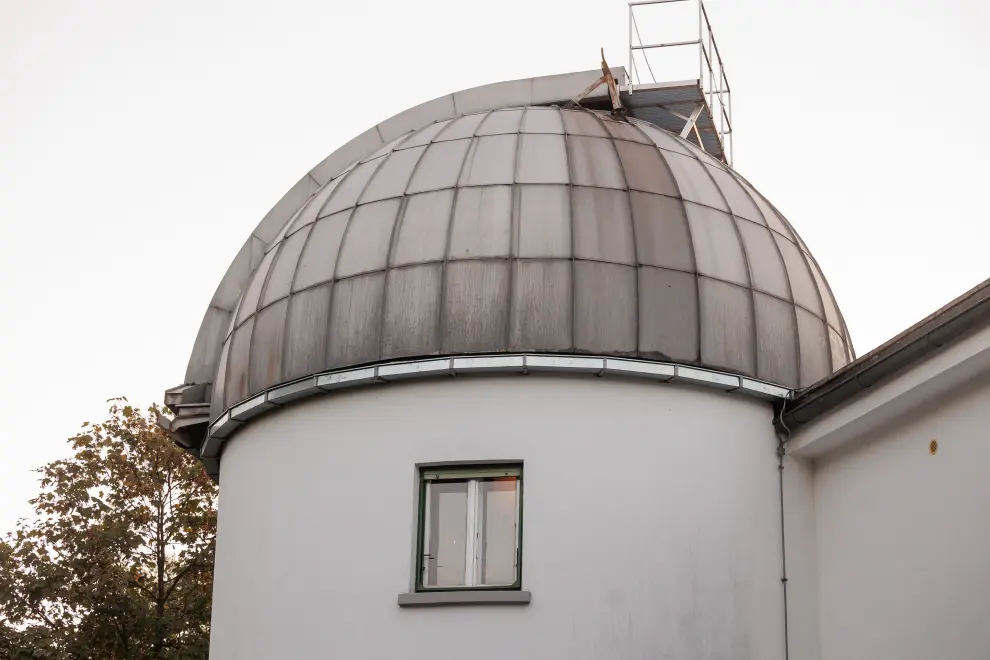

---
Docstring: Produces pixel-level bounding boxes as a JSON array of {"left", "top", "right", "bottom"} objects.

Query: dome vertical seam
[
  {"left": 688, "top": 150, "right": 760, "bottom": 379},
  {"left": 586, "top": 109, "right": 639, "bottom": 357},
  {"left": 560, "top": 108, "right": 578, "bottom": 353},
  {"left": 375, "top": 132, "right": 436, "bottom": 362},
  {"left": 733, "top": 174, "right": 802, "bottom": 389},
  {"left": 762, "top": 194, "right": 833, "bottom": 382},
  {"left": 505, "top": 108, "right": 527, "bottom": 351},
  {"left": 436, "top": 122, "right": 482, "bottom": 354},
  {"left": 322, "top": 155, "right": 390, "bottom": 370},
  {"left": 627, "top": 120, "right": 703, "bottom": 366}
]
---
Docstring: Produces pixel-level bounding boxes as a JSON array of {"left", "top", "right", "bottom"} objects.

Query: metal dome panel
[{"left": 207, "top": 106, "right": 853, "bottom": 418}]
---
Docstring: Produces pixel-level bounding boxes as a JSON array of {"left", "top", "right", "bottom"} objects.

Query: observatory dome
[{"left": 202, "top": 106, "right": 853, "bottom": 419}]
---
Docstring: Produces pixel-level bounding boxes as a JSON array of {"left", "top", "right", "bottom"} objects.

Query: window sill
[{"left": 397, "top": 590, "right": 532, "bottom": 607}]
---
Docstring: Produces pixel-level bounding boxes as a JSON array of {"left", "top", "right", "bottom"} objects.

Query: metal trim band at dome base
[{"left": 196, "top": 352, "right": 792, "bottom": 479}]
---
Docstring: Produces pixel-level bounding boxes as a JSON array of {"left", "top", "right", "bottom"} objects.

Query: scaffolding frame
[{"left": 627, "top": 0, "right": 733, "bottom": 164}]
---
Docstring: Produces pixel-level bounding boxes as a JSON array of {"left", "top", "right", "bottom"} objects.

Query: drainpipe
[{"left": 776, "top": 406, "right": 791, "bottom": 660}]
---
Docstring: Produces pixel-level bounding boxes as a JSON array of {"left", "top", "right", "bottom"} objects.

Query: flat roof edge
[{"left": 780, "top": 277, "right": 990, "bottom": 431}]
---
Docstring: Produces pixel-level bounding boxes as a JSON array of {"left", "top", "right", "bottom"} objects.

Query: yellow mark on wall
[{"left": 929, "top": 439, "right": 939, "bottom": 455}]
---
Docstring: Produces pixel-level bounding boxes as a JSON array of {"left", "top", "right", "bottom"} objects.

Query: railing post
[
  {"left": 698, "top": 0, "right": 703, "bottom": 86},
  {"left": 628, "top": 5, "right": 634, "bottom": 89}
]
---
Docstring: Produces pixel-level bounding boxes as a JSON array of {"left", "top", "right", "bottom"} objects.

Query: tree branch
[{"left": 162, "top": 540, "right": 214, "bottom": 603}]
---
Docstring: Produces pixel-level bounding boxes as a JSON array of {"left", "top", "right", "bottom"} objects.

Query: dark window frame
[{"left": 414, "top": 462, "right": 524, "bottom": 593}]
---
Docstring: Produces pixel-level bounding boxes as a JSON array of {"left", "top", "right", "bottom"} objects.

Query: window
[{"left": 416, "top": 464, "right": 522, "bottom": 591}]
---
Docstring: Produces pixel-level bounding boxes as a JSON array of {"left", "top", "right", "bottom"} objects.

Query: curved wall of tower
[{"left": 208, "top": 376, "right": 791, "bottom": 660}]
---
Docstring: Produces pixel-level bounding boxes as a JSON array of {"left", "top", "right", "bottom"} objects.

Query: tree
[{"left": 0, "top": 399, "right": 217, "bottom": 659}]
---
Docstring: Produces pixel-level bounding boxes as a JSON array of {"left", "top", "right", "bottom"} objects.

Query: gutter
[{"left": 778, "top": 277, "right": 990, "bottom": 432}]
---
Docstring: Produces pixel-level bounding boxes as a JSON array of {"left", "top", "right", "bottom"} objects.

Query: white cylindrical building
[
  {"left": 165, "top": 69, "right": 853, "bottom": 659},
  {"left": 213, "top": 377, "right": 786, "bottom": 659}
]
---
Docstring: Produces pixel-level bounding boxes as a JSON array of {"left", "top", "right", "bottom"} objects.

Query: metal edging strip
[
  {"left": 206, "top": 354, "right": 793, "bottom": 455},
  {"left": 230, "top": 392, "right": 276, "bottom": 422}
]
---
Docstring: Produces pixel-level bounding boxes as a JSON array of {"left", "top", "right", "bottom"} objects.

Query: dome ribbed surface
[{"left": 213, "top": 106, "right": 853, "bottom": 417}]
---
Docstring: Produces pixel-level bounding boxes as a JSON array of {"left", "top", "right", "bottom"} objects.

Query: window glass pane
[
  {"left": 521, "top": 107, "right": 564, "bottom": 134},
  {"left": 561, "top": 109, "right": 608, "bottom": 137},
  {"left": 435, "top": 113, "right": 487, "bottom": 141},
  {"left": 481, "top": 478, "right": 518, "bottom": 586},
  {"left": 458, "top": 135, "right": 517, "bottom": 187},
  {"left": 664, "top": 152, "right": 728, "bottom": 211},
  {"left": 360, "top": 145, "right": 426, "bottom": 203},
  {"left": 567, "top": 136, "right": 625, "bottom": 189},
  {"left": 407, "top": 139, "right": 472, "bottom": 193},
  {"left": 517, "top": 134, "right": 569, "bottom": 184},
  {"left": 476, "top": 109, "right": 523, "bottom": 135},
  {"left": 425, "top": 481, "right": 469, "bottom": 588}
]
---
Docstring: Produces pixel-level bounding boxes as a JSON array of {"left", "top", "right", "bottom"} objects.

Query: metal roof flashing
[
  {"left": 194, "top": 355, "right": 792, "bottom": 482},
  {"left": 779, "top": 278, "right": 990, "bottom": 438}
]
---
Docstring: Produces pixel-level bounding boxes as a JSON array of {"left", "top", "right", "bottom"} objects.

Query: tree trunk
[{"left": 155, "top": 495, "right": 165, "bottom": 656}]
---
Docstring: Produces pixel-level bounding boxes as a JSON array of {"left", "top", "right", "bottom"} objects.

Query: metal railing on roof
[{"left": 628, "top": 0, "right": 733, "bottom": 164}]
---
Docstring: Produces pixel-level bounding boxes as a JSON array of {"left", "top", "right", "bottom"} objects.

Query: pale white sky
[{"left": 2, "top": 0, "right": 987, "bottom": 531}]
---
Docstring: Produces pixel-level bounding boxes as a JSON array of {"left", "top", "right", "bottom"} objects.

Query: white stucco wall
[
  {"left": 813, "top": 371, "right": 990, "bottom": 660},
  {"left": 782, "top": 454, "right": 820, "bottom": 660},
  {"left": 210, "top": 375, "right": 788, "bottom": 660}
]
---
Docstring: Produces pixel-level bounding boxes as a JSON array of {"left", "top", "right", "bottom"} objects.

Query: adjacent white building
[{"left": 163, "top": 62, "right": 990, "bottom": 660}]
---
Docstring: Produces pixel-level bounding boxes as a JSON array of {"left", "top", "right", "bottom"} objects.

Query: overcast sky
[{"left": 2, "top": 0, "right": 987, "bottom": 531}]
